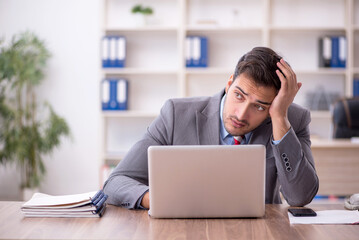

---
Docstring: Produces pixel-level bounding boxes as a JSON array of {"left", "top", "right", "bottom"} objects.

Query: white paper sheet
[{"left": 288, "top": 210, "right": 359, "bottom": 224}]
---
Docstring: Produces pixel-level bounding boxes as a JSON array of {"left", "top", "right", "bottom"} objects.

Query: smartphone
[{"left": 288, "top": 208, "right": 317, "bottom": 217}]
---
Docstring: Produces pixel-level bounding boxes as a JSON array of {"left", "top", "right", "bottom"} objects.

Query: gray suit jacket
[{"left": 103, "top": 90, "right": 319, "bottom": 208}]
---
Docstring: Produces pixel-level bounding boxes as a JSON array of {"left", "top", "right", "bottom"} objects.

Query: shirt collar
[{"left": 220, "top": 94, "right": 230, "bottom": 140}]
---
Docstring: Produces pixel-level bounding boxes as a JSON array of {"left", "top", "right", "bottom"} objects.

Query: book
[{"left": 21, "top": 190, "right": 108, "bottom": 218}]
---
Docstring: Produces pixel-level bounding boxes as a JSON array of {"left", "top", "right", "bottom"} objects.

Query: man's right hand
[{"left": 141, "top": 192, "right": 150, "bottom": 209}]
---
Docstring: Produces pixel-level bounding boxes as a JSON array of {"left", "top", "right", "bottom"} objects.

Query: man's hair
[{"left": 233, "top": 47, "right": 283, "bottom": 91}]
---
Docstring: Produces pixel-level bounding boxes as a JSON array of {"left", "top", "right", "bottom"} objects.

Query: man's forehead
[{"left": 233, "top": 76, "right": 276, "bottom": 104}]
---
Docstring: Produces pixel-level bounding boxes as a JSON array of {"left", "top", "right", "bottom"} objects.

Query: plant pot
[
  {"left": 22, "top": 187, "right": 39, "bottom": 201},
  {"left": 133, "top": 14, "right": 146, "bottom": 27}
]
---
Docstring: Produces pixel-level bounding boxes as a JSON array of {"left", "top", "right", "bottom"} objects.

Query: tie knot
[{"left": 234, "top": 136, "right": 244, "bottom": 145}]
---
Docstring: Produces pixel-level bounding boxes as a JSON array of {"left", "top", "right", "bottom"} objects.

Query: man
[{"left": 103, "top": 47, "right": 319, "bottom": 209}]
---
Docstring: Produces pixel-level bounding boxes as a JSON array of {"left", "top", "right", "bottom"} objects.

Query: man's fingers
[
  {"left": 276, "top": 69, "right": 287, "bottom": 91},
  {"left": 277, "top": 59, "right": 298, "bottom": 90}
]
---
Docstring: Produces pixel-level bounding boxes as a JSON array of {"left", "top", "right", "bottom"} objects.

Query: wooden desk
[
  {"left": 311, "top": 139, "right": 359, "bottom": 195},
  {"left": 0, "top": 201, "right": 358, "bottom": 240}
]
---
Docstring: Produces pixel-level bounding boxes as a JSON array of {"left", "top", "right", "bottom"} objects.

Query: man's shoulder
[
  {"left": 166, "top": 90, "right": 224, "bottom": 111},
  {"left": 169, "top": 95, "right": 212, "bottom": 106},
  {"left": 288, "top": 103, "right": 310, "bottom": 115}
]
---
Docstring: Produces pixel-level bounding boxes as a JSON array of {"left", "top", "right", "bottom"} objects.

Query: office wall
[{"left": 0, "top": 0, "right": 102, "bottom": 199}]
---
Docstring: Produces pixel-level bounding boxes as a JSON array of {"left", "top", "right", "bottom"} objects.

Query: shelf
[
  {"left": 186, "top": 26, "right": 262, "bottom": 33},
  {"left": 102, "top": 111, "right": 158, "bottom": 118},
  {"left": 353, "top": 68, "right": 359, "bottom": 74},
  {"left": 103, "top": 68, "right": 178, "bottom": 75},
  {"left": 295, "top": 69, "right": 346, "bottom": 75},
  {"left": 185, "top": 68, "right": 346, "bottom": 76},
  {"left": 270, "top": 26, "right": 346, "bottom": 32},
  {"left": 105, "top": 26, "right": 178, "bottom": 34},
  {"left": 185, "top": 67, "right": 233, "bottom": 75}
]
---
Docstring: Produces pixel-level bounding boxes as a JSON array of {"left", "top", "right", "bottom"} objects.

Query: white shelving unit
[{"left": 100, "top": 0, "right": 359, "bottom": 183}]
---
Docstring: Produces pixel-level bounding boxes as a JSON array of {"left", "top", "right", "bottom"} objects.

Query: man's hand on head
[{"left": 269, "top": 58, "right": 302, "bottom": 141}]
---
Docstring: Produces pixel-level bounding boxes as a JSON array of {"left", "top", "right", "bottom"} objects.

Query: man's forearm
[
  {"left": 271, "top": 115, "right": 291, "bottom": 141},
  {"left": 103, "top": 174, "right": 149, "bottom": 209}
]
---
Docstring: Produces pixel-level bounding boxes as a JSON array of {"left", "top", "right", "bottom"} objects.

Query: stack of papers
[
  {"left": 21, "top": 190, "right": 108, "bottom": 218},
  {"left": 288, "top": 210, "right": 359, "bottom": 224}
]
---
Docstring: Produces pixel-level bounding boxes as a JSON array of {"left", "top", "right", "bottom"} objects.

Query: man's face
[{"left": 223, "top": 73, "right": 277, "bottom": 136}]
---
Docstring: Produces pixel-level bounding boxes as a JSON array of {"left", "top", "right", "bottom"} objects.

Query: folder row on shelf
[{"left": 102, "top": 35, "right": 126, "bottom": 68}]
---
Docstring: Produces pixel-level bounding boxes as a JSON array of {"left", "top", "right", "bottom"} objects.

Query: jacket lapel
[{"left": 196, "top": 90, "right": 224, "bottom": 145}]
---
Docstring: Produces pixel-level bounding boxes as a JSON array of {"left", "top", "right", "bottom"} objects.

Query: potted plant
[
  {"left": 131, "top": 4, "right": 154, "bottom": 26},
  {"left": 0, "top": 31, "right": 70, "bottom": 200}
]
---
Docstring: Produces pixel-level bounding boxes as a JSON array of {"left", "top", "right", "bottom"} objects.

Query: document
[
  {"left": 21, "top": 190, "right": 108, "bottom": 218},
  {"left": 288, "top": 210, "right": 359, "bottom": 224}
]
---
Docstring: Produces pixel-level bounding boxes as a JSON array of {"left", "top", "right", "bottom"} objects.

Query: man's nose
[{"left": 235, "top": 102, "right": 250, "bottom": 120}]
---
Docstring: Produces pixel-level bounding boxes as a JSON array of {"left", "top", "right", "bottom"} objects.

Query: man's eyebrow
[
  {"left": 236, "top": 86, "right": 248, "bottom": 96},
  {"left": 257, "top": 100, "right": 272, "bottom": 106},
  {"left": 236, "top": 86, "right": 272, "bottom": 105}
]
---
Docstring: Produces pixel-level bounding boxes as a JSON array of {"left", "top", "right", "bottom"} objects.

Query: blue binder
[
  {"left": 338, "top": 36, "right": 346, "bottom": 68},
  {"left": 354, "top": 79, "right": 359, "bottom": 97},
  {"left": 102, "top": 36, "right": 110, "bottom": 68},
  {"left": 185, "top": 37, "right": 193, "bottom": 67},
  {"left": 330, "top": 36, "right": 339, "bottom": 68},
  {"left": 101, "top": 78, "right": 128, "bottom": 110},
  {"left": 117, "top": 78, "right": 128, "bottom": 110},
  {"left": 116, "top": 36, "right": 126, "bottom": 68}
]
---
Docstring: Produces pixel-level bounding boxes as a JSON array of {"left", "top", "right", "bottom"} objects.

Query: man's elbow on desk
[{"left": 284, "top": 180, "right": 319, "bottom": 207}]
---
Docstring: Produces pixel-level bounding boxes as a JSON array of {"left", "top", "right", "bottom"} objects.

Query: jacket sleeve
[
  {"left": 103, "top": 100, "right": 175, "bottom": 209},
  {"left": 271, "top": 109, "right": 319, "bottom": 206}
]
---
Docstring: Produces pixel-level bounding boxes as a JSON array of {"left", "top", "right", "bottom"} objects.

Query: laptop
[{"left": 148, "top": 145, "right": 266, "bottom": 218}]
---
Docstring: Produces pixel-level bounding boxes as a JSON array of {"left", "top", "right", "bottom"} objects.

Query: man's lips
[{"left": 231, "top": 118, "right": 247, "bottom": 128}]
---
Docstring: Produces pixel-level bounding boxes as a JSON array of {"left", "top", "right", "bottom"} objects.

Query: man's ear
[{"left": 225, "top": 75, "right": 234, "bottom": 93}]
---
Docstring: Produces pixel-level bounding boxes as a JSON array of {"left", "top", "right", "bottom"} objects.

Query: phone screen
[{"left": 288, "top": 208, "right": 317, "bottom": 217}]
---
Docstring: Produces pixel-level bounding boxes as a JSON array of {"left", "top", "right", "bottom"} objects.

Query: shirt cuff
[
  {"left": 272, "top": 128, "right": 291, "bottom": 145},
  {"left": 135, "top": 189, "right": 149, "bottom": 210}
]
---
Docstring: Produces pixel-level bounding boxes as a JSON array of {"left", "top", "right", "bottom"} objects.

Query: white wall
[{"left": 0, "top": 0, "right": 102, "bottom": 199}]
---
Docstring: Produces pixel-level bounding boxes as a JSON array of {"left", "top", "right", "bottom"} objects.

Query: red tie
[{"left": 234, "top": 136, "right": 244, "bottom": 145}]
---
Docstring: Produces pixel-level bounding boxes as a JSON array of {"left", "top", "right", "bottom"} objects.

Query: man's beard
[{"left": 224, "top": 116, "right": 250, "bottom": 136}]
